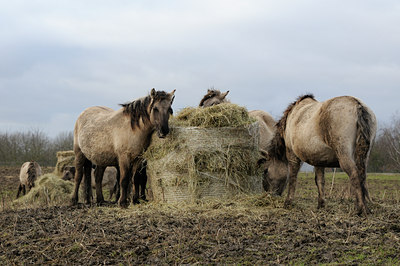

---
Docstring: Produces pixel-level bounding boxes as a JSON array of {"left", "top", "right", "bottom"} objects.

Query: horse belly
[{"left": 294, "top": 140, "right": 339, "bottom": 167}]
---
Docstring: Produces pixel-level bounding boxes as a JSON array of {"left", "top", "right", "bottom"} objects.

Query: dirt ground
[{"left": 1, "top": 166, "right": 400, "bottom": 264}]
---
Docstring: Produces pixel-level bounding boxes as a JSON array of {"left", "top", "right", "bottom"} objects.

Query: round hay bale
[
  {"left": 14, "top": 173, "right": 74, "bottom": 207},
  {"left": 54, "top": 150, "right": 75, "bottom": 176},
  {"left": 144, "top": 104, "right": 262, "bottom": 203}
]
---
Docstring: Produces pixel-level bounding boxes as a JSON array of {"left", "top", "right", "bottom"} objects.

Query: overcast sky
[{"left": 1, "top": 0, "right": 399, "bottom": 137}]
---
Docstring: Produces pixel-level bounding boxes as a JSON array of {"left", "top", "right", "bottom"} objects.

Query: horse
[
  {"left": 248, "top": 110, "right": 288, "bottom": 193},
  {"left": 199, "top": 89, "right": 229, "bottom": 107},
  {"left": 16, "top": 161, "right": 42, "bottom": 198},
  {"left": 71, "top": 88, "right": 176, "bottom": 207},
  {"left": 265, "top": 94, "right": 377, "bottom": 215},
  {"left": 198, "top": 90, "right": 288, "bottom": 193}
]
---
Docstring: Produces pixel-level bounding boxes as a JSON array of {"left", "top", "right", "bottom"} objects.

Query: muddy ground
[{"left": 1, "top": 166, "right": 400, "bottom": 264}]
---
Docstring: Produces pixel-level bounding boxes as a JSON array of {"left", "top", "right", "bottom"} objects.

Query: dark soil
[{"left": 1, "top": 167, "right": 400, "bottom": 264}]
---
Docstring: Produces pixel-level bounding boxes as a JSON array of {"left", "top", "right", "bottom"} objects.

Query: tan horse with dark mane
[
  {"left": 71, "top": 88, "right": 176, "bottom": 207},
  {"left": 199, "top": 89, "right": 229, "bottom": 107},
  {"left": 266, "top": 94, "right": 376, "bottom": 215}
]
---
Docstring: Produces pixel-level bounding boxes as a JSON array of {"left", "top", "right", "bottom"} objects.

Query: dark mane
[
  {"left": 199, "top": 89, "right": 221, "bottom": 107},
  {"left": 268, "top": 94, "right": 316, "bottom": 161},
  {"left": 120, "top": 91, "right": 170, "bottom": 129},
  {"left": 27, "top": 162, "right": 36, "bottom": 184}
]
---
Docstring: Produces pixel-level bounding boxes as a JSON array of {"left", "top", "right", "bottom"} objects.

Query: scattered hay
[
  {"left": 172, "top": 103, "right": 256, "bottom": 128},
  {"left": 14, "top": 173, "right": 73, "bottom": 207},
  {"left": 54, "top": 150, "right": 75, "bottom": 176},
  {"left": 144, "top": 104, "right": 262, "bottom": 203}
]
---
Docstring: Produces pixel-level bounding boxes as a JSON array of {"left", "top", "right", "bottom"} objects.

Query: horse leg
[
  {"left": 284, "top": 152, "right": 301, "bottom": 208},
  {"left": 72, "top": 150, "right": 86, "bottom": 205},
  {"left": 132, "top": 170, "right": 140, "bottom": 204},
  {"left": 83, "top": 159, "right": 93, "bottom": 205},
  {"left": 94, "top": 166, "right": 106, "bottom": 204},
  {"left": 16, "top": 183, "right": 23, "bottom": 199},
  {"left": 118, "top": 158, "right": 133, "bottom": 208},
  {"left": 315, "top": 167, "right": 325, "bottom": 209},
  {"left": 22, "top": 185, "right": 26, "bottom": 196},
  {"left": 338, "top": 155, "right": 370, "bottom": 216},
  {"left": 140, "top": 172, "right": 148, "bottom": 201},
  {"left": 111, "top": 167, "right": 121, "bottom": 204}
]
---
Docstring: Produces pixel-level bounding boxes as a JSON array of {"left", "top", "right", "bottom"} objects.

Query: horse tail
[
  {"left": 354, "top": 100, "right": 375, "bottom": 200},
  {"left": 27, "top": 161, "right": 37, "bottom": 187}
]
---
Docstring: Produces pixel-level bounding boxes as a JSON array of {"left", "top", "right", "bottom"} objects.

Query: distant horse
[
  {"left": 198, "top": 90, "right": 288, "bottom": 192},
  {"left": 266, "top": 94, "right": 376, "bottom": 215},
  {"left": 71, "top": 88, "right": 176, "bottom": 207},
  {"left": 199, "top": 89, "right": 229, "bottom": 107},
  {"left": 16, "top": 161, "right": 42, "bottom": 198}
]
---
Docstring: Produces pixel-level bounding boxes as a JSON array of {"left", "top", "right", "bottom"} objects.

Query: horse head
[
  {"left": 149, "top": 88, "right": 176, "bottom": 138},
  {"left": 259, "top": 149, "right": 289, "bottom": 195},
  {"left": 199, "top": 89, "right": 229, "bottom": 107}
]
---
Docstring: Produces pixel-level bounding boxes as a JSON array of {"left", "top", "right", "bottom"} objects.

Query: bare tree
[{"left": 381, "top": 114, "right": 400, "bottom": 171}]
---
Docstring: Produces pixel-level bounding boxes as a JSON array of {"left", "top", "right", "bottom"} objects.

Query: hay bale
[
  {"left": 144, "top": 104, "right": 262, "bottom": 203},
  {"left": 54, "top": 150, "right": 75, "bottom": 176},
  {"left": 173, "top": 102, "right": 256, "bottom": 128},
  {"left": 14, "top": 173, "right": 74, "bottom": 207}
]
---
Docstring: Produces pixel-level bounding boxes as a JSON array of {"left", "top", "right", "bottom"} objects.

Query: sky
[{"left": 1, "top": 0, "right": 399, "bottom": 137}]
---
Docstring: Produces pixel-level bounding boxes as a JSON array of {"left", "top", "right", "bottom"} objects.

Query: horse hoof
[
  {"left": 71, "top": 198, "right": 78, "bottom": 206},
  {"left": 119, "top": 200, "right": 129, "bottom": 208}
]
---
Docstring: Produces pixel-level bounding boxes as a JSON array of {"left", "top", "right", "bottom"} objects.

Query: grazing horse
[
  {"left": 17, "top": 161, "right": 42, "bottom": 198},
  {"left": 71, "top": 88, "right": 176, "bottom": 207},
  {"left": 248, "top": 110, "right": 288, "bottom": 193},
  {"left": 199, "top": 89, "right": 229, "bottom": 107},
  {"left": 266, "top": 94, "right": 377, "bottom": 215}
]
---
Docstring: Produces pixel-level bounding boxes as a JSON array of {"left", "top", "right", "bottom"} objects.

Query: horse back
[{"left": 249, "top": 110, "right": 276, "bottom": 151}]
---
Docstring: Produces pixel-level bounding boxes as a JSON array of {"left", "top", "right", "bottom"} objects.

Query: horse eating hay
[
  {"left": 199, "top": 89, "right": 230, "bottom": 107},
  {"left": 16, "top": 161, "right": 42, "bottom": 198},
  {"left": 71, "top": 88, "right": 175, "bottom": 207},
  {"left": 265, "top": 94, "right": 377, "bottom": 215}
]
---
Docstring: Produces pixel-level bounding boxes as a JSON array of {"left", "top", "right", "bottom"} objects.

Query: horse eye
[{"left": 153, "top": 107, "right": 159, "bottom": 113}]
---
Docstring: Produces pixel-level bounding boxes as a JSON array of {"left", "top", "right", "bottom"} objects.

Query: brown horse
[
  {"left": 266, "top": 94, "right": 377, "bottom": 215},
  {"left": 71, "top": 88, "right": 176, "bottom": 207},
  {"left": 17, "top": 161, "right": 42, "bottom": 198},
  {"left": 199, "top": 89, "right": 229, "bottom": 107}
]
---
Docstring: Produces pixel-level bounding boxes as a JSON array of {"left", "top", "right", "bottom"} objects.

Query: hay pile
[
  {"left": 173, "top": 103, "right": 255, "bottom": 127},
  {"left": 144, "top": 103, "right": 262, "bottom": 203},
  {"left": 14, "top": 173, "right": 74, "bottom": 207},
  {"left": 54, "top": 150, "right": 75, "bottom": 176}
]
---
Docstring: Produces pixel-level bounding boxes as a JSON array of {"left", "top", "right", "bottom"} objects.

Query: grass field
[{"left": 1, "top": 166, "right": 399, "bottom": 264}]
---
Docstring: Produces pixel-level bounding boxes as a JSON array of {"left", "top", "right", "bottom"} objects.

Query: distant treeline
[
  {"left": 1, "top": 116, "right": 400, "bottom": 172},
  {"left": 0, "top": 129, "right": 73, "bottom": 167}
]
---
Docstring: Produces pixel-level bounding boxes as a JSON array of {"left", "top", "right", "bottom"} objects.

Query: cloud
[{"left": 1, "top": 0, "right": 400, "bottom": 136}]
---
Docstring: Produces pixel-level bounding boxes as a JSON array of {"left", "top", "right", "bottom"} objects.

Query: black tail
[
  {"left": 27, "top": 161, "right": 37, "bottom": 187},
  {"left": 354, "top": 101, "right": 375, "bottom": 201}
]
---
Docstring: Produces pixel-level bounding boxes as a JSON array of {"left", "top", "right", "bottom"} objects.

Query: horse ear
[
  {"left": 259, "top": 149, "right": 270, "bottom": 160},
  {"left": 221, "top": 90, "right": 229, "bottom": 99},
  {"left": 207, "top": 89, "right": 212, "bottom": 93},
  {"left": 150, "top": 88, "right": 156, "bottom": 98},
  {"left": 169, "top": 89, "right": 176, "bottom": 104}
]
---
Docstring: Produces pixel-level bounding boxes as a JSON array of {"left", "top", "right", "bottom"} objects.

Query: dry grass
[
  {"left": 172, "top": 103, "right": 256, "bottom": 128},
  {"left": 144, "top": 104, "right": 262, "bottom": 203}
]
